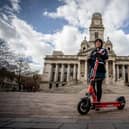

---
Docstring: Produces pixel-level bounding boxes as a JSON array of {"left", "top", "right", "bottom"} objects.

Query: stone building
[{"left": 42, "top": 12, "right": 129, "bottom": 88}]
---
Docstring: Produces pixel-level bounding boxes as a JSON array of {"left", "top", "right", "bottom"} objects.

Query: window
[
  {"left": 83, "top": 47, "right": 86, "bottom": 51},
  {"left": 95, "top": 32, "right": 98, "bottom": 39},
  {"left": 108, "top": 47, "right": 110, "bottom": 52}
]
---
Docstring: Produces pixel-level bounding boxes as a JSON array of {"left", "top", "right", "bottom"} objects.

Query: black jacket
[{"left": 88, "top": 48, "right": 108, "bottom": 79}]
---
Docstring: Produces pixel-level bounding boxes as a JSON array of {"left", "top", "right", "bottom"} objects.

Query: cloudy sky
[{"left": 0, "top": 0, "right": 129, "bottom": 73}]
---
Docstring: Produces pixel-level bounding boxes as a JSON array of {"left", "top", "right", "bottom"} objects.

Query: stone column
[
  {"left": 73, "top": 64, "right": 76, "bottom": 80},
  {"left": 77, "top": 61, "right": 80, "bottom": 80},
  {"left": 113, "top": 61, "right": 116, "bottom": 81},
  {"left": 84, "top": 60, "right": 87, "bottom": 81},
  {"left": 122, "top": 65, "right": 125, "bottom": 82},
  {"left": 48, "top": 64, "right": 52, "bottom": 81},
  {"left": 54, "top": 64, "right": 58, "bottom": 82},
  {"left": 67, "top": 64, "right": 70, "bottom": 82},
  {"left": 106, "top": 61, "right": 109, "bottom": 79},
  {"left": 117, "top": 65, "right": 119, "bottom": 80},
  {"left": 61, "top": 64, "right": 64, "bottom": 82},
  {"left": 105, "top": 61, "right": 109, "bottom": 84}
]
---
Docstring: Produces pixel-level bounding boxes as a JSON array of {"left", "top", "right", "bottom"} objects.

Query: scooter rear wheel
[
  {"left": 77, "top": 97, "right": 91, "bottom": 115},
  {"left": 116, "top": 96, "right": 126, "bottom": 110}
]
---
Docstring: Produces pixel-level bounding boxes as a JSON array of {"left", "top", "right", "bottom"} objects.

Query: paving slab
[
  {"left": 113, "top": 123, "right": 129, "bottom": 129},
  {"left": 32, "top": 122, "right": 62, "bottom": 129},
  {"left": 60, "top": 123, "right": 87, "bottom": 129},
  {"left": 5, "top": 122, "right": 36, "bottom": 128},
  {"left": 88, "top": 123, "right": 114, "bottom": 129}
]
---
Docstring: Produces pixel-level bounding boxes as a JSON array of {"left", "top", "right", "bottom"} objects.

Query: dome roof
[
  {"left": 92, "top": 12, "right": 102, "bottom": 18},
  {"left": 106, "top": 37, "right": 112, "bottom": 46}
]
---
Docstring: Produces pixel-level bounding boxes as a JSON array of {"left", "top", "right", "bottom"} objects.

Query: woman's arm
[{"left": 97, "top": 48, "right": 108, "bottom": 60}]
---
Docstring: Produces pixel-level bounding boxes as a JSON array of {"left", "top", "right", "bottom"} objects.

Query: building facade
[{"left": 42, "top": 12, "right": 129, "bottom": 88}]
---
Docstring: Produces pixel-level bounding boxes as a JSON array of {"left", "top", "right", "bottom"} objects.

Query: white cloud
[
  {"left": 52, "top": 25, "right": 90, "bottom": 54},
  {"left": 43, "top": 0, "right": 108, "bottom": 28},
  {"left": 1, "top": 0, "right": 129, "bottom": 74},
  {"left": 0, "top": 15, "right": 54, "bottom": 73},
  {"left": 44, "top": 0, "right": 129, "bottom": 56},
  {"left": 9, "top": 0, "right": 21, "bottom": 13},
  {"left": 108, "top": 30, "right": 129, "bottom": 56},
  {"left": 53, "top": 25, "right": 83, "bottom": 54},
  {"left": 103, "top": 0, "right": 129, "bottom": 32},
  {"left": 0, "top": 0, "right": 53, "bottom": 74},
  {"left": 0, "top": 0, "right": 55, "bottom": 73}
]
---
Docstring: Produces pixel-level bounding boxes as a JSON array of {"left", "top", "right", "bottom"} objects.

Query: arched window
[
  {"left": 83, "top": 47, "right": 86, "bottom": 51},
  {"left": 108, "top": 47, "right": 110, "bottom": 52}
]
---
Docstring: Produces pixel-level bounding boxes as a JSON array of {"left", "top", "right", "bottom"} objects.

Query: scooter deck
[{"left": 92, "top": 101, "right": 121, "bottom": 108}]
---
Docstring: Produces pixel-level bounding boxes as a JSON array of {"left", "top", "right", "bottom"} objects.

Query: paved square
[{"left": 0, "top": 83, "right": 129, "bottom": 128}]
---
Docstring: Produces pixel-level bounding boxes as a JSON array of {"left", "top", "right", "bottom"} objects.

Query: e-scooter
[{"left": 77, "top": 56, "right": 126, "bottom": 115}]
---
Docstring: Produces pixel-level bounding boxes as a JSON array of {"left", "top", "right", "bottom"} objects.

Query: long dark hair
[{"left": 94, "top": 38, "right": 103, "bottom": 48}]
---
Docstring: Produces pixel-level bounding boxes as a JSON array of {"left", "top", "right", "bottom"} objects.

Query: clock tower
[{"left": 89, "top": 12, "right": 104, "bottom": 41}]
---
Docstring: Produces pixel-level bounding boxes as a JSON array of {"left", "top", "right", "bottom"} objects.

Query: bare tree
[
  {"left": 0, "top": 38, "right": 40, "bottom": 91},
  {"left": 15, "top": 55, "right": 32, "bottom": 91},
  {"left": 0, "top": 38, "right": 17, "bottom": 71}
]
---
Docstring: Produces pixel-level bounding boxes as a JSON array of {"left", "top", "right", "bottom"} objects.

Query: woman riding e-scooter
[{"left": 88, "top": 38, "right": 108, "bottom": 109}]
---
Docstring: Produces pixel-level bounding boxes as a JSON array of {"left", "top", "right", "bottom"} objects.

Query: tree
[
  {"left": 0, "top": 38, "right": 17, "bottom": 71},
  {"left": 0, "top": 38, "right": 40, "bottom": 91},
  {"left": 15, "top": 55, "right": 31, "bottom": 91}
]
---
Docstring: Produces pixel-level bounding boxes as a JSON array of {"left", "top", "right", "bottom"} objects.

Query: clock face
[{"left": 94, "top": 20, "right": 100, "bottom": 25}]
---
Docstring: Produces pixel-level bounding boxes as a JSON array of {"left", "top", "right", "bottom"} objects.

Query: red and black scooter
[{"left": 77, "top": 56, "right": 126, "bottom": 115}]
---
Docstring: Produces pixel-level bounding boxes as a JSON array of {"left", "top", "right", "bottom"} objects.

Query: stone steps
[
  {"left": 40, "top": 83, "right": 86, "bottom": 94},
  {"left": 40, "top": 80, "right": 129, "bottom": 95}
]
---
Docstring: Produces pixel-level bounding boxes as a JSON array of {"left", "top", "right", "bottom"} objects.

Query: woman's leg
[{"left": 96, "top": 79, "right": 103, "bottom": 102}]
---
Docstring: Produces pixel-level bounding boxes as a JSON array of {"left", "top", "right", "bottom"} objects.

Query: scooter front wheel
[{"left": 77, "top": 97, "right": 91, "bottom": 115}]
